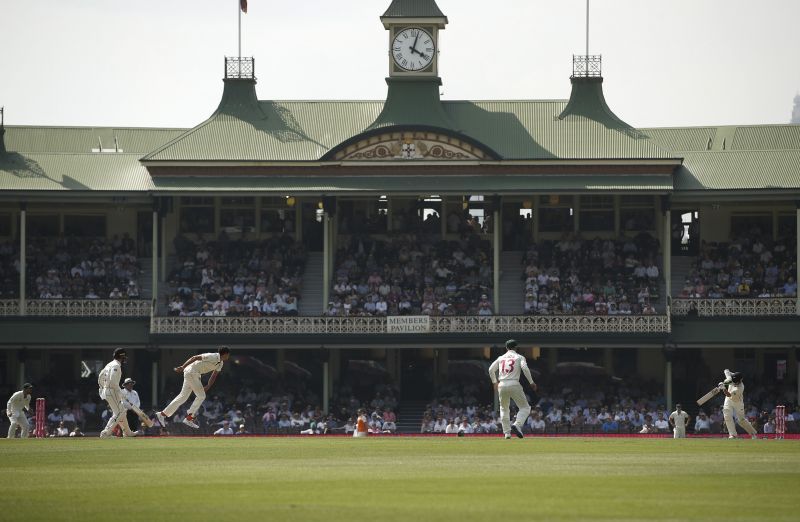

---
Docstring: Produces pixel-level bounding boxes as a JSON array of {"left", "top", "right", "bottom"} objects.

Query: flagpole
[
  {"left": 586, "top": 0, "right": 589, "bottom": 57},
  {"left": 238, "top": 0, "right": 242, "bottom": 75}
]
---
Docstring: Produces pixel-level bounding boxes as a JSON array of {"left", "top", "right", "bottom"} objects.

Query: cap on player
[
  {"left": 505, "top": 339, "right": 518, "bottom": 350},
  {"left": 22, "top": 382, "right": 33, "bottom": 389},
  {"left": 113, "top": 347, "right": 127, "bottom": 359},
  {"left": 730, "top": 371, "right": 743, "bottom": 383},
  {"left": 122, "top": 378, "right": 136, "bottom": 386}
]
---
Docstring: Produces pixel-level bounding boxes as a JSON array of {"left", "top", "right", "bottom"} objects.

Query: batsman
[{"left": 719, "top": 369, "right": 758, "bottom": 439}]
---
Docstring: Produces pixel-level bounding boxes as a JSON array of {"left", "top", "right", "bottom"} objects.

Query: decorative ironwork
[
  {"left": 572, "top": 55, "right": 602, "bottom": 78},
  {"left": 21, "top": 300, "right": 151, "bottom": 317},
  {"left": 671, "top": 298, "right": 798, "bottom": 317},
  {"left": 225, "top": 57, "right": 255, "bottom": 79},
  {"left": 150, "top": 315, "right": 671, "bottom": 335},
  {"left": 0, "top": 300, "right": 20, "bottom": 316}
]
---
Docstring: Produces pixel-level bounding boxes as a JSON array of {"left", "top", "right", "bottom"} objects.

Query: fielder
[
  {"left": 488, "top": 339, "right": 537, "bottom": 439},
  {"left": 6, "top": 383, "right": 33, "bottom": 438},
  {"left": 98, "top": 348, "right": 136, "bottom": 438},
  {"left": 668, "top": 403, "right": 690, "bottom": 438},
  {"left": 156, "top": 346, "right": 230, "bottom": 429},
  {"left": 720, "top": 369, "right": 758, "bottom": 439}
]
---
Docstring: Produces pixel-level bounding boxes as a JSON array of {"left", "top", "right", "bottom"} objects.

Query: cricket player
[
  {"left": 6, "top": 383, "right": 33, "bottom": 438},
  {"left": 668, "top": 403, "right": 690, "bottom": 438},
  {"left": 720, "top": 370, "right": 758, "bottom": 439},
  {"left": 488, "top": 339, "right": 537, "bottom": 439},
  {"left": 98, "top": 348, "right": 136, "bottom": 438},
  {"left": 156, "top": 346, "right": 230, "bottom": 429}
]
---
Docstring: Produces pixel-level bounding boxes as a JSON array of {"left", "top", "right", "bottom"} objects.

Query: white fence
[
  {"left": 671, "top": 298, "right": 798, "bottom": 317},
  {"left": 149, "top": 314, "right": 672, "bottom": 335},
  {"left": 0, "top": 299, "right": 151, "bottom": 317}
]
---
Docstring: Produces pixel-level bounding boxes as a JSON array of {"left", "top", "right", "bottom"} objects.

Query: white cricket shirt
[
  {"left": 185, "top": 352, "right": 224, "bottom": 375},
  {"left": 724, "top": 382, "right": 745, "bottom": 406},
  {"left": 488, "top": 350, "right": 534, "bottom": 385},
  {"left": 99, "top": 360, "right": 122, "bottom": 389},
  {"left": 669, "top": 410, "right": 689, "bottom": 429},
  {"left": 121, "top": 388, "right": 141, "bottom": 409},
  {"left": 7, "top": 390, "right": 31, "bottom": 414}
]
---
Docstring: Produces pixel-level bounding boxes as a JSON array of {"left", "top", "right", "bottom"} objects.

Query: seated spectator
[
  {"left": 695, "top": 411, "right": 711, "bottom": 433},
  {"left": 213, "top": 420, "right": 234, "bottom": 435}
]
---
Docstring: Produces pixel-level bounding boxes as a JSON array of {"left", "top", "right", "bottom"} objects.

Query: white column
[
  {"left": 493, "top": 209, "right": 500, "bottom": 313},
  {"left": 664, "top": 208, "right": 672, "bottom": 308},
  {"left": 152, "top": 209, "right": 158, "bottom": 311},
  {"left": 151, "top": 360, "right": 158, "bottom": 408},
  {"left": 323, "top": 361, "right": 329, "bottom": 414},
  {"left": 160, "top": 215, "right": 166, "bottom": 283},
  {"left": 19, "top": 206, "right": 26, "bottom": 315},
  {"left": 665, "top": 359, "right": 673, "bottom": 412},
  {"left": 440, "top": 199, "right": 447, "bottom": 238},
  {"left": 294, "top": 201, "right": 302, "bottom": 242},
  {"left": 322, "top": 212, "right": 330, "bottom": 314},
  {"left": 18, "top": 361, "right": 25, "bottom": 389}
]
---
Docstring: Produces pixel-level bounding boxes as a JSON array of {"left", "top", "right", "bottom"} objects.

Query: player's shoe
[
  {"left": 504, "top": 434, "right": 511, "bottom": 439},
  {"left": 182, "top": 415, "right": 199, "bottom": 429},
  {"left": 751, "top": 434, "right": 758, "bottom": 440},
  {"left": 99, "top": 429, "right": 111, "bottom": 438},
  {"left": 728, "top": 435, "right": 737, "bottom": 439},
  {"left": 155, "top": 411, "right": 168, "bottom": 427},
  {"left": 511, "top": 425, "right": 524, "bottom": 439}
]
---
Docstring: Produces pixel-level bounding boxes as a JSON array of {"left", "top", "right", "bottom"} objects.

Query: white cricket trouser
[
  {"left": 163, "top": 371, "right": 205, "bottom": 417},
  {"left": 673, "top": 426, "right": 686, "bottom": 439},
  {"left": 723, "top": 402, "right": 757, "bottom": 437},
  {"left": 7, "top": 412, "right": 30, "bottom": 438},
  {"left": 101, "top": 387, "right": 134, "bottom": 436},
  {"left": 498, "top": 381, "right": 531, "bottom": 435}
]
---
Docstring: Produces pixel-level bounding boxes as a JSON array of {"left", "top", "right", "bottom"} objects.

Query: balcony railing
[
  {"left": 0, "top": 299, "right": 151, "bottom": 317},
  {"left": 150, "top": 314, "right": 671, "bottom": 335},
  {"left": 671, "top": 298, "right": 798, "bottom": 317}
]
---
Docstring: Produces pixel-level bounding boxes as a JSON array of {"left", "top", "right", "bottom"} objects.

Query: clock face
[{"left": 392, "top": 27, "right": 435, "bottom": 72}]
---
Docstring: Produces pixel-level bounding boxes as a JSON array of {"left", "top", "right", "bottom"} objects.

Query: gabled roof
[
  {"left": 141, "top": 89, "right": 676, "bottom": 162},
  {"left": 382, "top": 0, "right": 446, "bottom": 19}
]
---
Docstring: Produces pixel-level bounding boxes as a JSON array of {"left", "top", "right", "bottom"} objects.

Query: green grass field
[{"left": 2, "top": 437, "right": 799, "bottom": 521}]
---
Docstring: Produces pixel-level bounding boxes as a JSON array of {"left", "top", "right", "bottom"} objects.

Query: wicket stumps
[
  {"left": 775, "top": 405, "right": 785, "bottom": 440},
  {"left": 35, "top": 398, "right": 46, "bottom": 438}
]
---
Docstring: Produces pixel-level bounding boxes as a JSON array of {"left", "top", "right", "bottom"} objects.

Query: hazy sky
[{"left": 1, "top": 0, "right": 799, "bottom": 129}]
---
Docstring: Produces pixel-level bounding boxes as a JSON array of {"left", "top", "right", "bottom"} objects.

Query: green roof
[
  {"left": 141, "top": 78, "right": 675, "bottom": 163},
  {"left": 4, "top": 126, "right": 186, "bottom": 154},
  {"left": 0, "top": 152, "right": 153, "bottom": 192},
  {"left": 675, "top": 150, "right": 800, "bottom": 191},
  {"left": 382, "top": 0, "right": 446, "bottom": 18}
]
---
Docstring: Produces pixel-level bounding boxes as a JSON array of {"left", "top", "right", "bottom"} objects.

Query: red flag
[{"left": 240, "top": 0, "right": 247, "bottom": 13}]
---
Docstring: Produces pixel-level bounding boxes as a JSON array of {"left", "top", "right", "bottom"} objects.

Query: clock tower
[
  {"left": 381, "top": 0, "right": 447, "bottom": 77},
  {"left": 324, "top": 0, "right": 496, "bottom": 161}
]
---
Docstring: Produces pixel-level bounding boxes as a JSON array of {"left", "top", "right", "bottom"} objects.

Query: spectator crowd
[
  {"left": 166, "top": 234, "right": 306, "bottom": 317},
  {"left": 23, "top": 235, "right": 141, "bottom": 299},
  {"left": 521, "top": 234, "right": 662, "bottom": 315},
  {"left": 326, "top": 233, "right": 493, "bottom": 317},
  {"left": 680, "top": 231, "right": 797, "bottom": 299}
]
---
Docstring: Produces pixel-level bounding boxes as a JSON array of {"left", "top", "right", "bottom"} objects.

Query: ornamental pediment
[{"left": 333, "top": 131, "right": 488, "bottom": 161}]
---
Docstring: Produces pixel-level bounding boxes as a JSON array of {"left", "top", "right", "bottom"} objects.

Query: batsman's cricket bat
[
  {"left": 696, "top": 386, "right": 721, "bottom": 406},
  {"left": 130, "top": 405, "right": 155, "bottom": 428}
]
